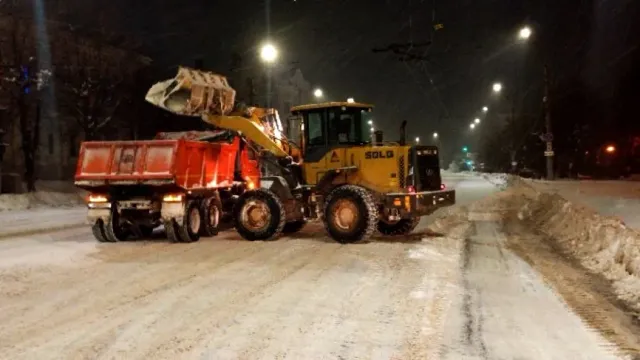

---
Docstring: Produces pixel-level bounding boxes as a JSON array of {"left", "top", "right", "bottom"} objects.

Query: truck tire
[
  {"left": 200, "top": 196, "right": 222, "bottom": 237},
  {"left": 91, "top": 220, "right": 109, "bottom": 242},
  {"left": 376, "top": 217, "right": 420, "bottom": 236},
  {"left": 233, "top": 189, "right": 285, "bottom": 241},
  {"left": 323, "top": 185, "right": 378, "bottom": 243},
  {"left": 104, "top": 206, "right": 129, "bottom": 242},
  {"left": 177, "top": 200, "right": 202, "bottom": 243},
  {"left": 282, "top": 219, "right": 307, "bottom": 234},
  {"left": 164, "top": 219, "right": 181, "bottom": 243}
]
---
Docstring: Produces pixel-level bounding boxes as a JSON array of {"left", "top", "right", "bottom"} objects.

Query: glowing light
[{"left": 260, "top": 43, "right": 278, "bottom": 63}]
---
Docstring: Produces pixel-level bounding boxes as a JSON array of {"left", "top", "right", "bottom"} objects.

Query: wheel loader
[{"left": 145, "top": 66, "right": 455, "bottom": 243}]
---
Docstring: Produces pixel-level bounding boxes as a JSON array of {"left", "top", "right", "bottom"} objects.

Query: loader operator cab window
[
  {"left": 307, "top": 111, "right": 326, "bottom": 146},
  {"left": 328, "top": 107, "right": 371, "bottom": 145}
]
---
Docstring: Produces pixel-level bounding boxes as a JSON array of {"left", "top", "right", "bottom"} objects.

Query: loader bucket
[{"left": 145, "top": 66, "right": 237, "bottom": 117}]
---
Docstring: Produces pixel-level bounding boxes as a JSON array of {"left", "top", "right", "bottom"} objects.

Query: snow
[
  {"left": 525, "top": 179, "right": 640, "bottom": 230},
  {"left": 483, "top": 178, "right": 640, "bottom": 317}
]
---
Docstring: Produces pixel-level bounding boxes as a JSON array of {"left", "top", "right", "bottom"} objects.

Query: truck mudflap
[{"left": 384, "top": 189, "right": 455, "bottom": 217}]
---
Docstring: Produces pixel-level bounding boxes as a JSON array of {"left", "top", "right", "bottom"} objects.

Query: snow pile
[
  {"left": 0, "top": 191, "right": 85, "bottom": 212},
  {"left": 492, "top": 181, "right": 640, "bottom": 314},
  {"left": 482, "top": 173, "right": 509, "bottom": 189}
]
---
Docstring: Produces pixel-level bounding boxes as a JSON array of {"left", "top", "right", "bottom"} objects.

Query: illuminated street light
[
  {"left": 605, "top": 145, "right": 616, "bottom": 153},
  {"left": 370, "top": 127, "right": 375, "bottom": 133},
  {"left": 313, "top": 88, "right": 323, "bottom": 98},
  {"left": 260, "top": 43, "right": 278, "bottom": 63},
  {"left": 519, "top": 26, "right": 532, "bottom": 40},
  {"left": 493, "top": 83, "right": 502, "bottom": 93},
  {"left": 368, "top": 120, "right": 373, "bottom": 125},
  {"left": 433, "top": 132, "right": 438, "bottom": 139},
  {"left": 415, "top": 137, "right": 420, "bottom": 144},
  {"left": 474, "top": 118, "right": 480, "bottom": 124},
  {"left": 482, "top": 106, "right": 489, "bottom": 112},
  {"left": 470, "top": 123, "right": 476, "bottom": 129},
  {"left": 347, "top": 97, "right": 355, "bottom": 103}
]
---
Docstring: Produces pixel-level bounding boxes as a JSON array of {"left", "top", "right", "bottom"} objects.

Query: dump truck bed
[{"left": 74, "top": 139, "right": 239, "bottom": 191}]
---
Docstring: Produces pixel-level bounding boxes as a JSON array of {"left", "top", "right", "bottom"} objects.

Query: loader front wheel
[
  {"left": 233, "top": 189, "right": 285, "bottom": 241},
  {"left": 323, "top": 185, "right": 378, "bottom": 243},
  {"left": 377, "top": 217, "right": 420, "bottom": 236}
]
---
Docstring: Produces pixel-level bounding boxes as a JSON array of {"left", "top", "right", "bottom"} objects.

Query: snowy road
[{"left": 0, "top": 175, "right": 638, "bottom": 359}]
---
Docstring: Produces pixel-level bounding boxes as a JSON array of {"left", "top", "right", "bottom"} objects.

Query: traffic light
[{"left": 462, "top": 146, "right": 468, "bottom": 153}]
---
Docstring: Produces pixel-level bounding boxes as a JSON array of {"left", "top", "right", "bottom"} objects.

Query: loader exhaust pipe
[{"left": 399, "top": 120, "right": 407, "bottom": 146}]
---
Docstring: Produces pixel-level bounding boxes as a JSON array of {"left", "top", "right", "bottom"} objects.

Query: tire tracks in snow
[{"left": 504, "top": 221, "right": 640, "bottom": 359}]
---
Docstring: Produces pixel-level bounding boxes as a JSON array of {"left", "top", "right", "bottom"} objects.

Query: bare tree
[{"left": 0, "top": 15, "right": 52, "bottom": 192}]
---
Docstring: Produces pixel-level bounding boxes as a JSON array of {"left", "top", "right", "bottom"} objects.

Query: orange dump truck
[{"left": 74, "top": 131, "right": 260, "bottom": 243}]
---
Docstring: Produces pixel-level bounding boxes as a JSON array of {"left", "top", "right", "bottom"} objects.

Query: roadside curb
[{"left": 0, "top": 222, "right": 86, "bottom": 240}]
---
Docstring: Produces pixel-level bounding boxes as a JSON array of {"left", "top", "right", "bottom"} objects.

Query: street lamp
[
  {"left": 482, "top": 106, "right": 488, "bottom": 112},
  {"left": 474, "top": 118, "right": 480, "bottom": 124},
  {"left": 492, "top": 82, "right": 502, "bottom": 93},
  {"left": 313, "top": 88, "right": 323, "bottom": 98},
  {"left": 368, "top": 120, "right": 373, "bottom": 126},
  {"left": 259, "top": 43, "right": 278, "bottom": 63},
  {"left": 470, "top": 123, "right": 476, "bottom": 129},
  {"left": 347, "top": 97, "right": 355, "bottom": 103},
  {"left": 519, "top": 26, "right": 532, "bottom": 40},
  {"left": 433, "top": 132, "right": 438, "bottom": 139},
  {"left": 415, "top": 137, "right": 420, "bottom": 144}
]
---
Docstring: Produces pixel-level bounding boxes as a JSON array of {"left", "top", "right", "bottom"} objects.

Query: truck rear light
[
  {"left": 88, "top": 194, "right": 108, "bottom": 203},
  {"left": 163, "top": 194, "right": 183, "bottom": 202},
  {"left": 440, "top": 184, "right": 446, "bottom": 190}
]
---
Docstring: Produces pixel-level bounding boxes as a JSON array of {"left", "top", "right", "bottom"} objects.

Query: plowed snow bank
[
  {"left": 482, "top": 180, "right": 640, "bottom": 316},
  {"left": 0, "top": 192, "right": 84, "bottom": 211}
]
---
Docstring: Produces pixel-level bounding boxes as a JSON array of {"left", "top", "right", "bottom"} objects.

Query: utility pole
[{"left": 543, "top": 65, "right": 554, "bottom": 180}]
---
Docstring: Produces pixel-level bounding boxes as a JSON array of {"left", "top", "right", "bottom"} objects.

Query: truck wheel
[
  {"left": 282, "top": 219, "right": 307, "bottom": 234},
  {"left": 323, "top": 185, "right": 378, "bottom": 243},
  {"left": 233, "top": 189, "right": 285, "bottom": 241},
  {"left": 91, "top": 220, "right": 110, "bottom": 242},
  {"left": 164, "top": 219, "right": 181, "bottom": 243},
  {"left": 177, "top": 200, "right": 202, "bottom": 243},
  {"left": 104, "top": 206, "right": 129, "bottom": 242},
  {"left": 200, "top": 197, "right": 222, "bottom": 237},
  {"left": 377, "top": 217, "right": 420, "bottom": 236}
]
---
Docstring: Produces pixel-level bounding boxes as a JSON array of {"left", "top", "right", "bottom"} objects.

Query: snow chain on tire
[{"left": 323, "top": 185, "right": 378, "bottom": 243}]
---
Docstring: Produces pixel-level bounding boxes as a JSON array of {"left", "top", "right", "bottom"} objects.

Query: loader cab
[{"left": 290, "top": 102, "right": 374, "bottom": 162}]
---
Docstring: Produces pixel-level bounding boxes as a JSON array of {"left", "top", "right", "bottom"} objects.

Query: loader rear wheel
[
  {"left": 200, "top": 197, "right": 222, "bottom": 237},
  {"left": 323, "top": 185, "right": 378, "bottom": 244},
  {"left": 282, "top": 219, "right": 307, "bottom": 234},
  {"left": 104, "top": 206, "right": 129, "bottom": 242},
  {"left": 377, "top": 217, "right": 420, "bottom": 236},
  {"left": 91, "top": 220, "right": 109, "bottom": 242},
  {"left": 177, "top": 200, "right": 202, "bottom": 243},
  {"left": 233, "top": 189, "right": 285, "bottom": 241}
]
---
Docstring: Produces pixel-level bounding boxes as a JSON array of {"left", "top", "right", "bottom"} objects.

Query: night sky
[{"left": 64, "top": 0, "right": 640, "bottom": 160}]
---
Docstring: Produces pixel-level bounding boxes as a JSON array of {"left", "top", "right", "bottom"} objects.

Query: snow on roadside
[
  {"left": 525, "top": 179, "right": 640, "bottom": 230},
  {"left": 482, "top": 181, "right": 640, "bottom": 316},
  {"left": 0, "top": 191, "right": 84, "bottom": 212}
]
